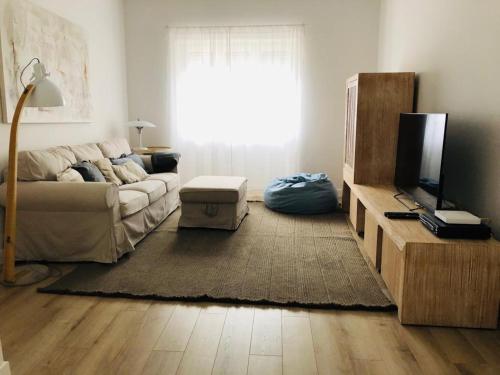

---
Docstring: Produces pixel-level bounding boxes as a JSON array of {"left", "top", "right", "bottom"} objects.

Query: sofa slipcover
[
  {"left": 118, "top": 190, "right": 150, "bottom": 218},
  {"left": 147, "top": 173, "right": 180, "bottom": 192},
  {"left": 120, "top": 180, "right": 166, "bottom": 204},
  {"left": 0, "top": 138, "right": 180, "bottom": 263}
]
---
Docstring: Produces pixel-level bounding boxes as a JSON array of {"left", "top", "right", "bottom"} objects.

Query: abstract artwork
[{"left": 0, "top": 0, "right": 92, "bottom": 123}]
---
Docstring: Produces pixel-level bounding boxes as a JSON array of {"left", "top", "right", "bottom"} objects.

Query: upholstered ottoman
[{"left": 179, "top": 176, "right": 249, "bottom": 230}]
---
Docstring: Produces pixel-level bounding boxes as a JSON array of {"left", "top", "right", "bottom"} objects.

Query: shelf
[{"left": 344, "top": 179, "right": 500, "bottom": 328}]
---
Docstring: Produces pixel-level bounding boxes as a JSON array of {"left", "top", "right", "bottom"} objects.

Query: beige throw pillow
[
  {"left": 18, "top": 147, "right": 77, "bottom": 181},
  {"left": 93, "top": 158, "right": 123, "bottom": 186},
  {"left": 56, "top": 168, "right": 85, "bottom": 183},
  {"left": 112, "top": 160, "right": 149, "bottom": 184},
  {"left": 67, "top": 143, "right": 104, "bottom": 162}
]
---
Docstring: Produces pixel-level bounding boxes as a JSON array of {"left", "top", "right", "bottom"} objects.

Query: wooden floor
[{"left": 0, "top": 270, "right": 499, "bottom": 375}]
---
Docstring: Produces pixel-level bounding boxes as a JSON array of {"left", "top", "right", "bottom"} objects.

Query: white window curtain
[{"left": 168, "top": 25, "right": 304, "bottom": 192}]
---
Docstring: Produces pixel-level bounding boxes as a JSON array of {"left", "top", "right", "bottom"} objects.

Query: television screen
[{"left": 394, "top": 113, "right": 448, "bottom": 211}]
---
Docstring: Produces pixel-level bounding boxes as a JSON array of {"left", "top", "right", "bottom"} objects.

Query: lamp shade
[
  {"left": 127, "top": 119, "right": 157, "bottom": 128},
  {"left": 25, "top": 62, "right": 65, "bottom": 107}
]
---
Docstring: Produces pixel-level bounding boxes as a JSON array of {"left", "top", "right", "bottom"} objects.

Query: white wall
[
  {"left": 0, "top": 0, "right": 129, "bottom": 168},
  {"left": 378, "top": 0, "right": 500, "bottom": 237},
  {"left": 124, "top": 0, "right": 381, "bottom": 190}
]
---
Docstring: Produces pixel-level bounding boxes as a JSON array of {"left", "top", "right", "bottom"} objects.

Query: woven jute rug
[{"left": 40, "top": 203, "right": 395, "bottom": 310}]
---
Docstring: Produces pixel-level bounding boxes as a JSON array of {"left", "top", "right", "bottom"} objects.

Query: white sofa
[{"left": 0, "top": 138, "right": 180, "bottom": 263}]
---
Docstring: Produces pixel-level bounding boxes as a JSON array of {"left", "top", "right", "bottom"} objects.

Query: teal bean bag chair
[{"left": 264, "top": 173, "right": 338, "bottom": 214}]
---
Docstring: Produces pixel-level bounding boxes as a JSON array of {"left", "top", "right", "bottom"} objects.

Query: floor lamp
[{"left": 2, "top": 58, "right": 64, "bottom": 285}]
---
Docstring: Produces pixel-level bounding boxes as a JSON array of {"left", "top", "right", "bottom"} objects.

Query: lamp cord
[{"left": 19, "top": 57, "right": 40, "bottom": 89}]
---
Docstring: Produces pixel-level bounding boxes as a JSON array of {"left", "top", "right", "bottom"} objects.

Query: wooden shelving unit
[
  {"left": 344, "top": 180, "right": 500, "bottom": 328},
  {"left": 342, "top": 72, "right": 500, "bottom": 329},
  {"left": 343, "top": 73, "right": 415, "bottom": 185}
]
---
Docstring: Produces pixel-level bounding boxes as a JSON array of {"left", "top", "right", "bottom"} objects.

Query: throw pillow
[
  {"left": 111, "top": 153, "right": 146, "bottom": 169},
  {"left": 151, "top": 152, "right": 180, "bottom": 173},
  {"left": 56, "top": 168, "right": 85, "bottom": 182},
  {"left": 71, "top": 161, "right": 106, "bottom": 182},
  {"left": 93, "top": 158, "right": 123, "bottom": 186},
  {"left": 112, "top": 160, "right": 149, "bottom": 184}
]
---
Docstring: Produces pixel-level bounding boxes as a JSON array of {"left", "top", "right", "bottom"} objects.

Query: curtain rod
[{"left": 165, "top": 24, "right": 305, "bottom": 30}]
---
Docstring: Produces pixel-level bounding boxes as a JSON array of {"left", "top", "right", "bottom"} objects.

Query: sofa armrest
[{"left": 0, "top": 181, "right": 118, "bottom": 212}]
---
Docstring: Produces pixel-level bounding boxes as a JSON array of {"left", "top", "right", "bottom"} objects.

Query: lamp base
[{"left": 1, "top": 264, "right": 51, "bottom": 287}]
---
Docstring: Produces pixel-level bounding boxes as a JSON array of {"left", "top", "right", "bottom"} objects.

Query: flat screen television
[{"left": 394, "top": 113, "right": 448, "bottom": 212}]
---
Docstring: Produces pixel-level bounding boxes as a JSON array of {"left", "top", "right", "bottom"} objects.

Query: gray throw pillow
[
  {"left": 151, "top": 152, "right": 180, "bottom": 173},
  {"left": 111, "top": 153, "right": 146, "bottom": 169},
  {"left": 71, "top": 161, "right": 106, "bottom": 182}
]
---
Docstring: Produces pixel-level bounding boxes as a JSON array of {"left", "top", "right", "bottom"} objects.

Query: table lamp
[
  {"left": 2, "top": 58, "right": 64, "bottom": 285},
  {"left": 127, "top": 119, "right": 156, "bottom": 150}
]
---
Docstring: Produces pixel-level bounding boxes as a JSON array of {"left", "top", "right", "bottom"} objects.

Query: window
[{"left": 168, "top": 25, "right": 303, "bottom": 191}]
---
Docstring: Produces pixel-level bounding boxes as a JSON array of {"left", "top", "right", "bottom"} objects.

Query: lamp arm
[
  {"left": 3, "top": 84, "right": 35, "bottom": 283},
  {"left": 19, "top": 58, "right": 40, "bottom": 89}
]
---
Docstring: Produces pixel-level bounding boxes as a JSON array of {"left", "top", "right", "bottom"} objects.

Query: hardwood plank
[
  {"left": 72, "top": 309, "right": 145, "bottom": 375},
  {"left": 199, "top": 303, "right": 228, "bottom": 315},
  {"left": 282, "top": 307, "right": 309, "bottom": 317},
  {"left": 248, "top": 355, "right": 282, "bottom": 375},
  {"left": 454, "top": 363, "right": 500, "bottom": 375},
  {"left": 154, "top": 305, "right": 201, "bottom": 351},
  {"left": 112, "top": 302, "right": 176, "bottom": 374},
  {"left": 212, "top": 307, "right": 254, "bottom": 375},
  {"left": 122, "top": 298, "right": 152, "bottom": 311},
  {"left": 309, "top": 311, "right": 354, "bottom": 374},
  {"left": 250, "top": 308, "right": 282, "bottom": 356},
  {"left": 430, "top": 328, "right": 486, "bottom": 366},
  {"left": 59, "top": 299, "right": 130, "bottom": 349},
  {"left": 373, "top": 319, "right": 422, "bottom": 375},
  {"left": 351, "top": 359, "right": 389, "bottom": 375},
  {"left": 398, "top": 326, "right": 460, "bottom": 375},
  {"left": 0, "top": 287, "right": 59, "bottom": 349},
  {"left": 40, "top": 347, "right": 88, "bottom": 375},
  {"left": 8, "top": 317, "right": 76, "bottom": 375},
  {"left": 282, "top": 316, "right": 317, "bottom": 375},
  {"left": 176, "top": 312, "right": 226, "bottom": 375},
  {"left": 460, "top": 328, "right": 500, "bottom": 366},
  {"left": 337, "top": 312, "right": 384, "bottom": 361},
  {"left": 142, "top": 351, "right": 183, "bottom": 375}
]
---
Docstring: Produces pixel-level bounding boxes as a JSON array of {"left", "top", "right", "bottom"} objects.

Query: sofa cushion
[
  {"left": 72, "top": 162, "right": 106, "bottom": 182},
  {"left": 97, "top": 138, "right": 132, "bottom": 159},
  {"left": 57, "top": 168, "right": 85, "bottom": 183},
  {"left": 66, "top": 143, "right": 104, "bottom": 162},
  {"left": 147, "top": 173, "right": 180, "bottom": 192},
  {"left": 120, "top": 180, "right": 166, "bottom": 204},
  {"left": 18, "top": 147, "right": 77, "bottom": 181},
  {"left": 180, "top": 176, "right": 247, "bottom": 204},
  {"left": 94, "top": 158, "right": 123, "bottom": 186},
  {"left": 118, "top": 190, "right": 149, "bottom": 218}
]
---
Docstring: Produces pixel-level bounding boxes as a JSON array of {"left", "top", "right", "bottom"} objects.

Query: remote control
[{"left": 384, "top": 212, "right": 420, "bottom": 220}]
